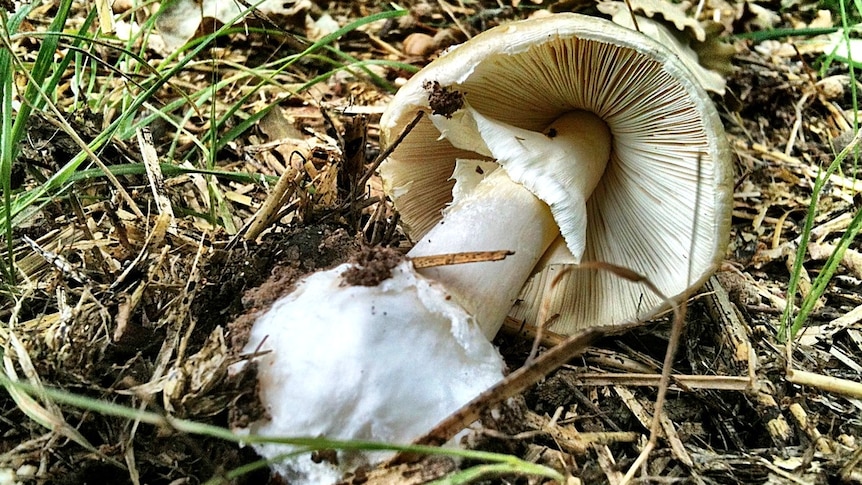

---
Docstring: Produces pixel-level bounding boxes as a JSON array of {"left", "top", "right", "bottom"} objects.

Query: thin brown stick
[
  {"left": 566, "top": 373, "right": 756, "bottom": 391},
  {"left": 527, "top": 266, "right": 572, "bottom": 364},
  {"left": 393, "top": 326, "right": 608, "bottom": 455},
  {"left": 390, "top": 261, "right": 682, "bottom": 465},
  {"left": 410, "top": 250, "right": 513, "bottom": 269},
  {"left": 390, "top": 318, "right": 649, "bottom": 464},
  {"left": 623, "top": 0, "right": 641, "bottom": 32},
  {"left": 353, "top": 111, "right": 424, "bottom": 199},
  {"left": 232, "top": 151, "right": 304, "bottom": 246}
]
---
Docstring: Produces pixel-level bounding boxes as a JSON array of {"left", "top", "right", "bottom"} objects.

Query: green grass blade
[
  {"left": 779, "top": 130, "right": 862, "bottom": 339},
  {"left": 838, "top": 0, "right": 859, "bottom": 134},
  {"left": 0, "top": 371, "right": 563, "bottom": 483},
  {"left": 791, "top": 206, "right": 862, "bottom": 335},
  {"left": 733, "top": 27, "right": 839, "bottom": 41},
  {"left": 67, "top": 162, "right": 272, "bottom": 185},
  {"left": 0, "top": 29, "right": 13, "bottom": 283},
  {"left": 9, "top": 0, "right": 74, "bottom": 147},
  {"left": 1, "top": 4, "right": 40, "bottom": 283},
  {"left": 779, "top": 173, "right": 822, "bottom": 340},
  {"left": 204, "top": 9, "right": 408, "bottom": 156},
  {"left": 0, "top": 5, "right": 267, "bottom": 230},
  {"left": 296, "top": 58, "right": 419, "bottom": 94}
]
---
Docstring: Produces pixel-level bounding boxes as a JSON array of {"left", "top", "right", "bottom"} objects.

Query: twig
[
  {"left": 137, "top": 127, "right": 175, "bottom": 228},
  {"left": 392, "top": 324, "right": 621, "bottom": 455},
  {"left": 787, "top": 401, "right": 833, "bottom": 454},
  {"left": 235, "top": 152, "right": 304, "bottom": 245},
  {"left": 786, "top": 368, "right": 862, "bottom": 399},
  {"left": 352, "top": 110, "right": 424, "bottom": 200},
  {"left": 389, "top": 324, "right": 649, "bottom": 469},
  {"left": 566, "top": 373, "right": 755, "bottom": 390},
  {"left": 411, "top": 250, "right": 513, "bottom": 269}
]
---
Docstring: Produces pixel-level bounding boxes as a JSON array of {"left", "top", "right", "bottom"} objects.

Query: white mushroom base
[{"left": 238, "top": 260, "right": 505, "bottom": 484}]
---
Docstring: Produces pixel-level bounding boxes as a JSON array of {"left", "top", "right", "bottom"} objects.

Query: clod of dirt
[
  {"left": 423, "top": 80, "right": 464, "bottom": 119},
  {"left": 221, "top": 223, "right": 361, "bottom": 448},
  {"left": 341, "top": 246, "right": 403, "bottom": 286},
  {"left": 226, "top": 360, "right": 267, "bottom": 430}
]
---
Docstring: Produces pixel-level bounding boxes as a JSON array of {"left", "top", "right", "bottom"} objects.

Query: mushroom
[
  {"left": 237, "top": 12, "right": 733, "bottom": 483},
  {"left": 380, "top": 12, "right": 733, "bottom": 337}
]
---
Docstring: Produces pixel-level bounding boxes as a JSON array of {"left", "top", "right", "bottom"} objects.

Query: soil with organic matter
[{"left": 2, "top": 0, "right": 862, "bottom": 484}]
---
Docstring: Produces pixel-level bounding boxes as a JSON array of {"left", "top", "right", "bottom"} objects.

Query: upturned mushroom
[
  {"left": 381, "top": 12, "right": 733, "bottom": 337},
  {"left": 238, "top": 12, "right": 732, "bottom": 483}
]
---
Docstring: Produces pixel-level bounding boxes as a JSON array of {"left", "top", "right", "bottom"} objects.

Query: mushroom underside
[{"left": 381, "top": 19, "right": 731, "bottom": 334}]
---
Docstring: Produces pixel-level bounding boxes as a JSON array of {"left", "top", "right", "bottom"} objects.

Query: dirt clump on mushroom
[
  {"left": 341, "top": 246, "right": 403, "bottom": 286},
  {"left": 221, "top": 224, "right": 362, "bottom": 452},
  {"left": 226, "top": 361, "right": 267, "bottom": 430},
  {"left": 423, "top": 80, "right": 464, "bottom": 119}
]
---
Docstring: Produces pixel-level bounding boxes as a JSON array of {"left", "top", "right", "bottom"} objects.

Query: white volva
[{"left": 238, "top": 261, "right": 504, "bottom": 484}]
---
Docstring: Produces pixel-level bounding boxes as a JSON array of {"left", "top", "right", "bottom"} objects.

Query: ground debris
[{"left": 2, "top": 0, "right": 862, "bottom": 483}]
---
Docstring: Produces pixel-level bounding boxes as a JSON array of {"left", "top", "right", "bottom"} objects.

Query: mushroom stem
[
  {"left": 408, "top": 167, "right": 558, "bottom": 339},
  {"left": 410, "top": 109, "right": 612, "bottom": 339}
]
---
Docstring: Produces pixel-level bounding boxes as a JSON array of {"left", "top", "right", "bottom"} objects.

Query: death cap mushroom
[{"left": 380, "top": 13, "right": 733, "bottom": 335}]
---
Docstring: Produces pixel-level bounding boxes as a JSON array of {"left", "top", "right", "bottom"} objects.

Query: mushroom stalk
[
  {"left": 409, "top": 110, "right": 612, "bottom": 338},
  {"left": 407, "top": 167, "right": 557, "bottom": 339}
]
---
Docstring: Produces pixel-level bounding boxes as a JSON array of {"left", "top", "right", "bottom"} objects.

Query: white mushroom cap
[{"left": 380, "top": 13, "right": 733, "bottom": 334}]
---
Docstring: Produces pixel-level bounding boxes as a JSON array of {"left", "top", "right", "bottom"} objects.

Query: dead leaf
[{"left": 598, "top": 1, "right": 729, "bottom": 94}]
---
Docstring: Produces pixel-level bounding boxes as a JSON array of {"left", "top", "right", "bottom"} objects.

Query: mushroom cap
[{"left": 379, "top": 13, "right": 733, "bottom": 334}]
